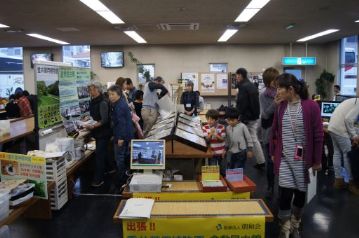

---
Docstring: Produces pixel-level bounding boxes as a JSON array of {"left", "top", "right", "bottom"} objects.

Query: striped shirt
[
  {"left": 202, "top": 123, "right": 226, "bottom": 155},
  {"left": 279, "top": 101, "right": 307, "bottom": 192}
]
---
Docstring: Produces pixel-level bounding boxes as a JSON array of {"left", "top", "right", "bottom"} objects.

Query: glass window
[
  {"left": 340, "top": 36, "right": 358, "bottom": 96},
  {"left": 62, "top": 45, "right": 91, "bottom": 68},
  {"left": 0, "top": 47, "right": 24, "bottom": 98}
]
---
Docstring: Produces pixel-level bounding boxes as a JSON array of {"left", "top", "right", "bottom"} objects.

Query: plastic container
[{"left": 0, "top": 191, "right": 10, "bottom": 221}]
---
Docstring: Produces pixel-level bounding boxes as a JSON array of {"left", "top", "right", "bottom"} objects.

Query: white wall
[{"left": 23, "top": 43, "right": 340, "bottom": 108}]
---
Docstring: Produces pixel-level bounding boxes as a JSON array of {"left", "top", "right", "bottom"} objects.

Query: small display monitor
[
  {"left": 320, "top": 101, "right": 340, "bottom": 118},
  {"left": 100, "top": 51, "right": 124, "bottom": 68},
  {"left": 130, "top": 140, "right": 165, "bottom": 170},
  {"left": 31, "top": 53, "right": 53, "bottom": 68}
]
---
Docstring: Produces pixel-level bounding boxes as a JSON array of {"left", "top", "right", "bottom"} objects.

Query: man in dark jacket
[
  {"left": 236, "top": 68, "right": 265, "bottom": 169},
  {"left": 86, "top": 81, "right": 115, "bottom": 187}
]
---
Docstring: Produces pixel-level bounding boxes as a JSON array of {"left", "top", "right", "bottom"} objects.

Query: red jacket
[{"left": 270, "top": 99, "right": 323, "bottom": 182}]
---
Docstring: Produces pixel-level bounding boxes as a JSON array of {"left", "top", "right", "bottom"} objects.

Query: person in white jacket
[{"left": 328, "top": 97, "right": 359, "bottom": 195}]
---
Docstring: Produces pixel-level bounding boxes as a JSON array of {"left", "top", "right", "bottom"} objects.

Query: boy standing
[
  {"left": 202, "top": 110, "right": 226, "bottom": 176},
  {"left": 225, "top": 107, "right": 254, "bottom": 169}
]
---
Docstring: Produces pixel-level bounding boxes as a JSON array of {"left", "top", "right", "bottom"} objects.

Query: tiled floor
[{"left": 8, "top": 157, "right": 359, "bottom": 238}]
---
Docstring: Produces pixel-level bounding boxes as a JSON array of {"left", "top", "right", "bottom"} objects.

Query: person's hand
[
  {"left": 247, "top": 151, "right": 254, "bottom": 159},
  {"left": 222, "top": 151, "right": 226, "bottom": 159},
  {"left": 84, "top": 124, "right": 94, "bottom": 130},
  {"left": 352, "top": 135, "right": 359, "bottom": 146},
  {"left": 210, "top": 127, "right": 216, "bottom": 134},
  {"left": 271, "top": 156, "right": 275, "bottom": 161},
  {"left": 312, "top": 163, "right": 322, "bottom": 176},
  {"left": 118, "top": 139, "right": 124, "bottom": 146},
  {"left": 274, "top": 94, "right": 284, "bottom": 105}
]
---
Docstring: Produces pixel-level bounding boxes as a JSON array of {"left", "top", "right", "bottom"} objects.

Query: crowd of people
[
  {"left": 3, "top": 88, "right": 34, "bottom": 119},
  {"left": 2, "top": 68, "right": 358, "bottom": 238}
]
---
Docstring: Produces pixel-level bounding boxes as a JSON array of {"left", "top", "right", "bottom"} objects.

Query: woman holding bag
[{"left": 270, "top": 73, "right": 323, "bottom": 238}]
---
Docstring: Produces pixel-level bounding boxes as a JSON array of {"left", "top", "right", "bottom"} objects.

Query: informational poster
[
  {"left": 181, "top": 73, "right": 199, "bottom": 91},
  {"left": 123, "top": 216, "right": 264, "bottom": 238},
  {"left": 76, "top": 68, "right": 91, "bottom": 115},
  {"left": 35, "top": 65, "right": 62, "bottom": 129},
  {"left": 216, "top": 73, "right": 229, "bottom": 90},
  {"left": 200, "top": 73, "right": 215, "bottom": 93},
  {"left": 58, "top": 68, "right": 81, "bottom": 118},
  {"left": 209, "top": 63, "right": 228, "bottom": 73},
  {"left": 0, "top": 152, "right": 48, "bottom": 199}
]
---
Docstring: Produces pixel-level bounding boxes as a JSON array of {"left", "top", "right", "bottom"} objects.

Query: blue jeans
[
  {"left": 263, "top": 143, "right": 275, "bottom": 189},
  {"left": 114, "top": 141, "right": 130, "bottom": 186},
  {"left": 330, "top": 132, "right": 353, "bottom": 180},
  {"left": 229, "top": 151, "right": 247, "bottom": 169},
  {"left": 209, "top": 155, "right": 226, "bottom": 177}
]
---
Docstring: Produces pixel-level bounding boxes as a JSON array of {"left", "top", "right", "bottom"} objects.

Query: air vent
[
  {"left": 158, "top": 23, "right": 199, "bottom": 31},
  {"left": 56, "top": 27, "right": 80, "bottom": 32}
]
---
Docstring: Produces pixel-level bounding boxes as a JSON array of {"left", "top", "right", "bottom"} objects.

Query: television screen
[
  {"left": 320, "top": 101, "right": 340, "bottom": 118},
  {"left": 101, "top": 51, "right": 124, "bottom": 68},
  {"left": 130, "top": 140, "right": 165, "bottom": 170},
  {"left": 31, "top": 53, "right": 53, "bottom": 68}
]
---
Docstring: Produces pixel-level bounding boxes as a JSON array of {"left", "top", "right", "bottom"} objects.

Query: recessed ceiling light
[
  {"left": 27, "top": 33, "right": 70, "bottom": 45},
  {"left": 218, "top": 29, "right": 238, "bottom": 42},
  {"left": 79, "top": 0, "right": 124, "bottom": 24},
  {"left": 124, "top": 31, "right": 147, "bottom": 44},
  {"left": 0, "top": 23, "right": 9, "bottom": 28},
  {"left": 246, "top": 0, "right": 271, "bottom": 9},
  {"left": 235, "top": 8, "right": 260, "bottom": 22},
  {"left": 297, "top": 29, "right": 339, "bottom": 42},
  {"left": 355, "top": 20, "right": 359, "bottom": 23}
]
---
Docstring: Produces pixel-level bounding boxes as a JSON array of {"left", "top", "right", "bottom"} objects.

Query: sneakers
[
  {"left": 253, "top": 163, "right": 265, "bottom": 170},
  {"left": 278, "top": 219, "right": 291, "bottom": 238},
  {"left": 91, "top": 181, "right": 104, "bottom": 187},
  {"left": 333, "top": 178, "right": 346, "bottom": 189}
]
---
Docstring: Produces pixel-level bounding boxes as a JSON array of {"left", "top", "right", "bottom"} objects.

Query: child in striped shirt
[{"left": 202, "top": 109, "right": 226, "bottom": 176}]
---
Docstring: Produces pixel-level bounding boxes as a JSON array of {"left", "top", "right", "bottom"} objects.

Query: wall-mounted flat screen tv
[
  {"left": 100, "top": 51, "right": 124, "bottom": 68},
  {"left": 31, "top": 53, "right": 54, "bottom": 68}
]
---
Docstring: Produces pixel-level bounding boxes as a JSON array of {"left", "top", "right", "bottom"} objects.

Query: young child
[
  {"left": 202, "top": 109, "right": 226, "bottom": 176},
  {"left": 225, "top": 107, "right": 254, "bottom": 169}
]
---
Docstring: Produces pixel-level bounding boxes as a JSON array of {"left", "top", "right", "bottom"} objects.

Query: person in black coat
[{"left": 5, "top": 94, "right": 20, "bottom": 118}]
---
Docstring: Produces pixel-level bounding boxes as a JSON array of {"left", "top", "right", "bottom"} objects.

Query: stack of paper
[{"left": 119, "top": 198, "right": 155, "bottom": 219}]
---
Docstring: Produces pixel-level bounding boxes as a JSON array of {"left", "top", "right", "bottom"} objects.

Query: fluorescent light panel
[
  {"left": 297, "top": 29, "right": 339, "bottom": 42},
  {"left": 246, "top": 0, "right": 271, "bottom": 9},
  {"left": 235, "top": 8, "right": 260, "bottom": 22},
  {"left": 27, "top": 33, "right": 69, "bottom": 45},
  {"left": 235, "top": 0, "right": 271, "bottom": 22},
  {"left": 218, "top": 29, "right": 238, "bottom": 42},
  {"left": 124, "top": 31, "right": 147, "bottom": 44},
  {"left": 355, "top": 20, "right": 359, "bottom": 23},
  {"left": 80, "top": 0, "right": 124, "bottom": 24},
  {"left": 0, "top": 23, "right": 9, "bottom": 28}
]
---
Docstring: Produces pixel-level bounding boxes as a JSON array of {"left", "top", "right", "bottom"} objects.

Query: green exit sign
[{"left": 282, "top": 57, "right": 317, "bottom": 66}]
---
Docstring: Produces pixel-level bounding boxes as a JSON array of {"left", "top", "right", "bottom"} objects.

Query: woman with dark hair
[
  {"left": 108, "top": 85, "right": 134, "bottom": 187},
  {"left": 270, "top": 73, "right": 323, "bottom": 238},
  {"left": 180, "top": 81, "right": 199, "bottom": 116}
]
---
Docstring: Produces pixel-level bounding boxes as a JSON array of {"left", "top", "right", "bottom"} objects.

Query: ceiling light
[
  {"left": 235, "top": 8, "right": 260, "bottom": 22},
  {"left": 355, "top": 20, "right": 359, "bottom": 23},
  {"left": 0, "top": 23, "right": 9, "bottom": 28},
  {"left": 27, "top": 33, "right": 69, "bottom": 45},
  {"left": 79, "top": 0, "right": 124, "bottom": 24},
  {"left": 246, "top": 0, "right": 271, "bottom": 9},
  {"left": 218, "top": 29, "right": 238, "bottom": 42},
  {"left": 297, "top": 29, "right": 339, "bottom": 42},
  {"left": 285, "top": 23, "right": 295, "bottom": 30},
  {"left": 124, "top": 31, "right": 147, "bottom": 44}
]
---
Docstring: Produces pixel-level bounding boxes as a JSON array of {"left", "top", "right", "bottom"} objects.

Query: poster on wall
[
  {"left": 200, "top": 73, "right": 215, "bottom": 93},
  {"left": 137, "top": 64, "right": 155, "bottom": 85},
  {"left": 181, "top": 73, "right": 199, "bottom": 91},
  {"left": 35, "top": 65, "right": 62, "bottom": 129},
  {"left": 76, "top": 68, "right": 91, "bottom": 115},
  {"left": 216, "top": 73, "right": 228, "bottom": 90},
  {"left": 209, "top": 63, "right": 228, "bottom": 73},
  {"left": 0, "top": 152, "right": 48, "bottom": 199}
]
